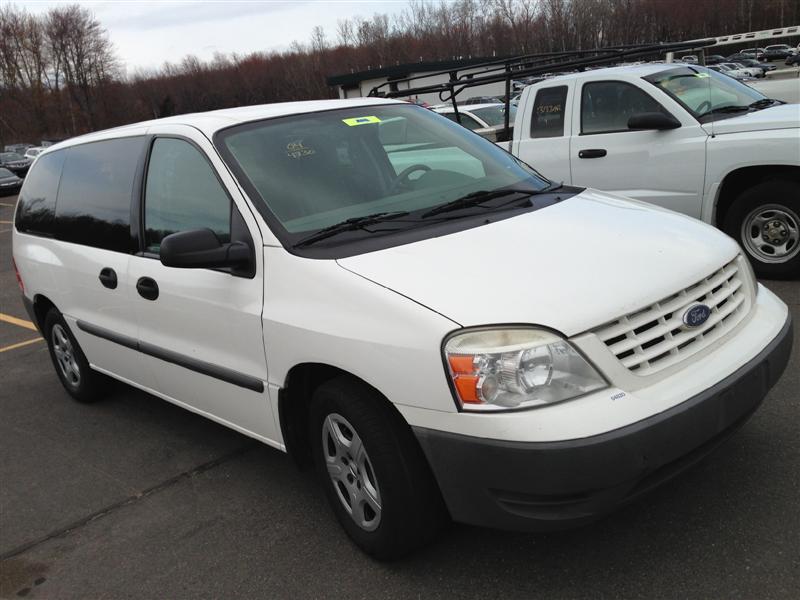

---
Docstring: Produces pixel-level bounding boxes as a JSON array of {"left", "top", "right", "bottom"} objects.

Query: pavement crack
[{"left": 0, "top": 443, "right": 255, "bottom": 562}]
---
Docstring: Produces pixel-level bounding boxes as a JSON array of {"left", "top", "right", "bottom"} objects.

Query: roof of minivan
[{"left": 47, "top": 97, "right": 405, "bottom": 151}]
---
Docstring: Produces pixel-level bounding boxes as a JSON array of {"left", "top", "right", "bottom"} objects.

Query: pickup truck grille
[{"left": 594, "top": 258, "right": 750, "bottom": 376}]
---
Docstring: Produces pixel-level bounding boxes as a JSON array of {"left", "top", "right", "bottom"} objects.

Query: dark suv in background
[{"left": 0, "top": 152, "right": 33, "bottom": 177}]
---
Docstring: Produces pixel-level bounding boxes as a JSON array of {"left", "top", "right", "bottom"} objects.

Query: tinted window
[
  {"left": 530, "top": 86, "right": 568, "bottom": 138},
  {"left": 14, "top": 150, "right": 66, "bottom": 236},
  {"left": 0, "top": 168, "right": 14, "bottom": 177},
  {"left": 144, "top": 138, "right": 231, "bottom": 253},
  {"left": 55, "top": 137, "right": 144, "bottom": 252},
  {"left": 581, "top": 82, "right": 665, "bottom": 134}
]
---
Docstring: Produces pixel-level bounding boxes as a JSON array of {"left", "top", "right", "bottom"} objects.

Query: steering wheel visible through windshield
[
  {"left": 644, "top": 65, "right": 766, "bottom": 122},
  {"left": 215, "top": 103, "right": 550, "bottom": 247}
]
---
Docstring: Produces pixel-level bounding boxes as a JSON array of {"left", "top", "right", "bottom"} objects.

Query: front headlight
[{"left": 444, "top": 328, "right": 607, "bottom": 412}]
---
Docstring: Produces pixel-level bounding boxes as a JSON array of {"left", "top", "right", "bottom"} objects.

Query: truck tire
[
  {"left": 723, "top": 179, "right": 800, "bottom": 280},
  {"left": 44, "top": 308, "right": 107, "bottom": 403},
  {"left": 309, "top": 376, "right": 446, "bottom": 560}
]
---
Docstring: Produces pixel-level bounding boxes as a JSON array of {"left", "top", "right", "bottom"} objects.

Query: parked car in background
[
  {"left": 0, "top": 167, "right": 23, "bottom": 195},
  {"left": 763, "top": 45, "right": 793, "bottom": 60},
  {"left": 741, "top": 47, "right": 766, "bottom": 59},
  {"left": 24, "top": 147, "right": 44, "bottom": 159},
  {"left": 508, "top": 63, "right": 800, "bottom": 278},
  {"left": 678, "top": 55, "right": 698, "bottom": 64},
  {"left": 4, "top": 143, "right": 34, "bottom": 155},
  {"left": 11, "top": 98, "right": 792, "bottom": 559},
  {"left": 705, "top": 54, "right": 727, "bottom": 65},
  {"left": 714, "top": 63, "right": 756, "bottom": 80},
  {"left": 732, "top": 59, "right": 767, "bottom": 77},
  {"left": 786, "top": 54, "right": 800, "bottom": 67},
  {"left": 0, "top": 152, "right": 33, "bottom": 177},
  {"left": 433, "top": 103, "right": 517, "bottom": 142}
]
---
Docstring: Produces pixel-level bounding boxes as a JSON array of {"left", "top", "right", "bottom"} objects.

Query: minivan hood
[
  {"left": 707, "top": 103, "right": 800, "bottom": 135},
  {"left": 337, "top": 189, "right": 740, "bottom": 336}
]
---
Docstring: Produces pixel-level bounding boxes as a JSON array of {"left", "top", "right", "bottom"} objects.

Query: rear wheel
[
  {"left": 310, "top": 376, "right": 446, "bottom": 560},
  {"left": 723, "top": 179, "right": 800, "bottom": 280},
  {"left": 44, "top": 308, "right": 107, "bottom": 403}
]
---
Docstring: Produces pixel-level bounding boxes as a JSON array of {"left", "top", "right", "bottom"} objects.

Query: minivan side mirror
[
  {"left": 159, "top": 228, "right": 252, "bottom": 270},
  {"left": 627, "top": 112, "right": 681, "bottom": 130}
]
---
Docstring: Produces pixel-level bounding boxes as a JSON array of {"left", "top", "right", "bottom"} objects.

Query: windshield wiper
[
  {"left": 421, "top": 186, "right": 554, "bottom": 219},
  {"left": 749, "top": 98, "right": 782, "bottom": 109},
  {"left": 294, "top": 211, "right": 410, "bottom": 247},
  {"left": 697, "top": 105, "right": 751, "bottom": 118}
]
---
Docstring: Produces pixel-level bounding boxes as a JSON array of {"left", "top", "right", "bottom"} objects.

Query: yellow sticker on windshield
[
  {"left": 694, "top": 72, "right": 710, "bottom": 78},
  {"left": 342, "top": 116, "right": 381, "bottom": 126}
]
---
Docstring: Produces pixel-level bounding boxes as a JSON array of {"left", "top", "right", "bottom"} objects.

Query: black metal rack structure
[{"left": 367, "top": 38, "right": 717, "bottom": 141}]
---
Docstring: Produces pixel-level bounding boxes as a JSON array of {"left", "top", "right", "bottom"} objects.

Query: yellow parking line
[
  {"left": 0, "top": 313, "right": 37, "bottom": 331},
  {"left": 0, "top": 202, "right": 14, "bottom": 207},
  {"left": 0, "top": 337, "right": 43, "bottom": 353},
  {"left": 0, "top": 220, "right": 12, "bottom": 224}
]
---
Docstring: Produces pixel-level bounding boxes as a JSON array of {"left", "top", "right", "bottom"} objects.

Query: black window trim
[
  {"left": 578, "top": 79, "right": 676, "bottom": 136},
  {"left": 135, "top": 133, "right": 256, "bottom": 279}
]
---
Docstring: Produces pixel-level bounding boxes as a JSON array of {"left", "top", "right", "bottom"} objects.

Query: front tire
[
  {"left": 44, "top": 308, "right": 107, "bottom": 403},
  {"left": 310, "top": 376, "right": 446, "bottom": 560},
  {"left": 723, "top": 179, "right": 800, "bottom": 280}
]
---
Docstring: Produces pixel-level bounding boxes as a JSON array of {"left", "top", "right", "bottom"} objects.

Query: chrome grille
[{"left": 594, "top": 258, "right": 751, "bottom": 376}]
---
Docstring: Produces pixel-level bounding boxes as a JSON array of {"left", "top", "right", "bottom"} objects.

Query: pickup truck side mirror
[
  {"left": 159, "top": 228, "right": 252, "bottom": 270},
  {"left": 627, "top": 112, "right": 681, "bottom": 131}
]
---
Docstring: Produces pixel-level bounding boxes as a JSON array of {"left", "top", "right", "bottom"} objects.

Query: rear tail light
[{"left": 12, "top": 257, "right": 24, "bottom": 294}]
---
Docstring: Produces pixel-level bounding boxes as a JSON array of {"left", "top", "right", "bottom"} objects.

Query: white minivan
[{"left": 12, "top": 99, "right": 792, "bottom": 559}]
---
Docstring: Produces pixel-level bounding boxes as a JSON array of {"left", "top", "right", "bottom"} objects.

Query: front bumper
[{"left": 414, "top": 314, "right": 792, "bottom": 531}]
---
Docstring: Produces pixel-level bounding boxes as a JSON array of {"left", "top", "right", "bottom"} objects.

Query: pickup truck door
[
  {"left": 512, "top": 82, "right": 574, "bottom": 184},
  {"left": 568, "top": 79, "right": 707, "bottom": 218}
]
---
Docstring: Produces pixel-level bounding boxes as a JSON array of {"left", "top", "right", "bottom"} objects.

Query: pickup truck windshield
[
  {"left": 644, "top": 66, "right": 766, "bottom": 122},
  {"left": 216, "top": 104, "right": 549, "bottom": 239}
]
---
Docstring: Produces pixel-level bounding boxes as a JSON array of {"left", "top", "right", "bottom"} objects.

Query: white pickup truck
[{"left": 505, "top": 63, "right": 800, "bottom": 278}]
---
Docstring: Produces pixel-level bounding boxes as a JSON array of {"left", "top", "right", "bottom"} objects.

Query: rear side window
[
  {"left": 14, "top": 151, "right": 66, "bottom": 236},
  {"left": 530, "top": 86, "right": 568, "bottom": 138},
  {"left": 144, "top": 138, "right": 231, "bottom": 253},
  {"left": 581, "top": 81, "right": 665, "bottom": 134},
  {"left": 56, "top": 137, "right": 144, "bottom": 252}
]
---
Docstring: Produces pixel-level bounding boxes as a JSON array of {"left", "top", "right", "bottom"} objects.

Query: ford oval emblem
[{"left": 683, "top": 304, "right": 712, "bottom": 328}]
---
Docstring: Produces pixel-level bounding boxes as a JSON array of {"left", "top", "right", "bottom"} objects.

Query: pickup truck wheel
[
  {"left": 723, "top": 179, "right": 800, "bottom": 279},
  {"left": 44, "top": 308, "right": 106, "bottom": 403},
  {"left": 310, "top": 376, "right": 446, "bottom": 560}
]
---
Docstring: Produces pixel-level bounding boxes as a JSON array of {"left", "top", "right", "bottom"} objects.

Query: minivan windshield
[
  {"left": 644, "top": 66, "right": 767, "bottom": 122},
  {"left": 216, "top": 104, "right": 550, "bottom": 244}
]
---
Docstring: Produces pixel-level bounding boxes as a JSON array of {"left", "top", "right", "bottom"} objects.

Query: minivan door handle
[
  {"left": 136, "top": 277, "right": 159, "bottom": 301},
  {"left": 578, "top": 149, "right": 607, "bottom": 159},
  {"left": 98, "top": 268, "right": 118, "bottom": 289}
]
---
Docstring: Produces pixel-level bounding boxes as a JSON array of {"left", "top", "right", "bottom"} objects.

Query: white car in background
[
  {"left": 433, "top": 103, "right": 517, "bottom": 142},
  {"left": 24, "top": 147, "right": 44, "bottom": 160},
  {"left": 719, "top": 62, "right": 758, "bottom": 79}
]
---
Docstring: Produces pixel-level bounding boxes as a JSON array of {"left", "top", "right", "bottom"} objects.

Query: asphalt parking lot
[{"left": 0, "top": 193, "right": 798, "bottom": 599}]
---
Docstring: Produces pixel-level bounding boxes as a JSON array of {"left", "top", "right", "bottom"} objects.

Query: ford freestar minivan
[{"left": 12, "top": 99, "right": 792, "bottom": 559}]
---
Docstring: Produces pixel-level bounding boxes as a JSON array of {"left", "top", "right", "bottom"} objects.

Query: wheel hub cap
[
  {"left": 52, "top": 323, "right": 81, "bottom": 386},
  {"left": 322, "top": 413, "right": 382, "bottom": 531},
  {"left": 742, "top": 204, "right": 800, "bottom": 263}
]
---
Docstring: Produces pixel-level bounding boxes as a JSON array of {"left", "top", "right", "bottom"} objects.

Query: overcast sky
[{"left": 21, "top": 0, "right": 408, "bottom": 74}]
